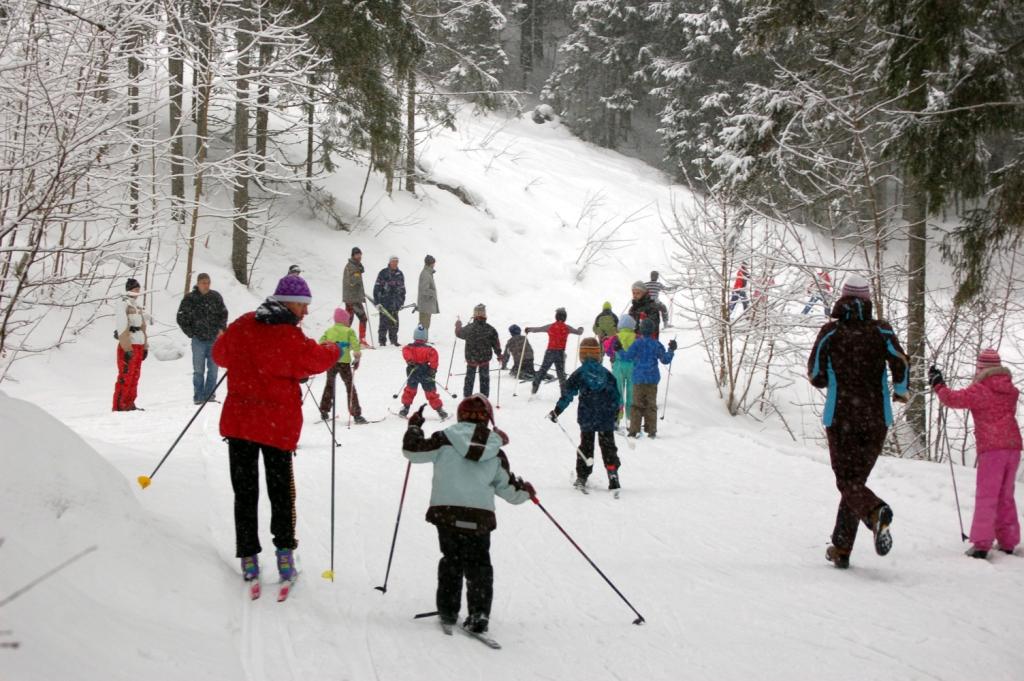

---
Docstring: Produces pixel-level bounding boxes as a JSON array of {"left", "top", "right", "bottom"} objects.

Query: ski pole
[
  {"left": 346, "top": 366, "right": 354, "bottom": 430},
  {"left": 376, "top": 453, "right": 416, "bottom": 593},
  {"left": 660, "top": 363, "right": 673, "bottom": 421},
  {"left": 322, "top": 385, "right": 338, "bottom": 581},
  {"left": 392, "top": 377, "right": 410, "bottom": 399},
  {"left": 495, "top": 363, "right": 502, "bottom": 409},
  {"left": 530, "top": 493, "right": 645, "bottom": 625},
  {"left": 512, "top": 333, "right": 529, "bottom": 397},
  {"left": 553, "top": 418, "right": 593, "bottom": 467},
  {"left": 942, "top": 406, "right": 969, "bottom": 542},
  {"left": 572, "top": 333, "right": 582, "bottom": 371},
  {"left": 444, "top": 321, "right": 459, "bottom": 392},
  {"left": 304, "top": 379, "right": 341, "bottom": 446},
  {"left": 137, "top": 372, "right": 227, "bottom": 488}
]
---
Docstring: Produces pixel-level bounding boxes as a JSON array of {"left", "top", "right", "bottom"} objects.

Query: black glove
[
  {"left": 143, "top": 348, "right": 149, "bottom": 361},
  {"left": 928, "top": 366, "right": 945, "bottom": 388},
  {"left": 516, "top": 476, "right": 537, "bottom": 499},
  {"left": 113, "top": 330, "right": 119, "bottom": 340},
  {"left": 406, "top": 363, "right": 416, "bottom": 378},
  {"left": 892, "top": 392, "right": 909, "bottom": 404},
  {"left": 547, "top": 410, "right": 558, "bottom": 423},
  {"left": 299, "top": 376, "right": 308, "bottom": 384},
  {"left": 123, "top": 350, "right": 132, "bottom": 363},
  {"left": 667, "top": 340, "right": 678, "bottom": 352},
  {"left": 408, "top": 404, "right": 427, "bottom": 428}
]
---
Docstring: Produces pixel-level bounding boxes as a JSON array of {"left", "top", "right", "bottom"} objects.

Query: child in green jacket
[{"left": 319, "top": 308, "right": 366, "bottom": 424}]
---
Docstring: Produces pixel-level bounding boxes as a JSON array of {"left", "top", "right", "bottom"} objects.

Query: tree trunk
[
  {"left": 127, "top": 37, "right": 141, "bottom": 230},
  {"left": 405, "top": 70, "right": 416, "bottom": 193},
  {"left": 232, "top": 15, "right": 253, "bottom": 286},
  {"left": 305, "top": 73, "right": 314, "bottom": 192},
  {"left": 167, "top": 11, "right": 186, "bottom": 223},
  {"left": 904, "top": 174, "right": 928, "bottom": 457},
  {"left": 255, "top": 40, "right": 273, "bottom": 178},
  {"left": 184, "top": 33, "right": 213, "bottom": 296}
]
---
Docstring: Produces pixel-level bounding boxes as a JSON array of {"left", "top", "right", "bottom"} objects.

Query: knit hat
[
  {"left": 977, "top": 348, "right": 1002, "bottom": 371},
  {"left": 126, "top": 277, "right": 141, "bottom": 292},
  {"left": 639, "top": 319, "right": 655, "bottom": 337},
  {"left": 272, "top": 275, "right": 312, "bottom": 304},
  {"left": 457, "top": 394, "right": 494, "bottom": 425},
  {"left": 509, "top": 324, "right": 521, "bottom": 336},
  {"left": 334, "top": 307, "right": 351, "bottom": 325},
  {"left": 632, "top": 280, "right": 646, "bottom": 292},
  {"left": 618, "top": 314, "right": 636, "bottom": 330},
  {"left": 389, "top": 255, "right": 399, "bottom": 263},
  {"left": 841, "top": 274, "right": 871, "bottom": 301},
  {"left": 473, "top": 303, "right": 487, "bottom": 318},
  {"left": 602, "top": 301, "right": 612, "bottom": 311},
  {"left": 413, "top": 324, "right": 428, "bottom": 342},
  {"left": 424, "top": 254, "right": 436, "bottom": 265},
  {"left": 287, "top": 264, "right": 301, "bottom": 275},
  {"left": 555, "top": 307, "right": 567, "bottom": 322},
  {"left": 579, "top": 337, "right": 602, "bottom": 362},
  {"left": 351, "top": 246, "right": 362, "bottom": 256}
]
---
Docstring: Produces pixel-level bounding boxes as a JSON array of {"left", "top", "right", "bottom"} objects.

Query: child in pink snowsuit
[{"left": 930, "top": 349, "right": 1021, "bottom": 558}]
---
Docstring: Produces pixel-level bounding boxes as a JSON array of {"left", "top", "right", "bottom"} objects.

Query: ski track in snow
[{"left": 5, "top": 107, "right": 1024, "bottom": 680}]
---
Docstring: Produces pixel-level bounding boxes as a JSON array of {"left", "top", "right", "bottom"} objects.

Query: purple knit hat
[
  {"left": 841, "top": 274, "right": 871, "bottom": 300},
  {"left": 977, "top": 349, "right": 1002, "bottom": 371},
  {"left": 272, "top": 275, "right": 312, "bottom": 304}
]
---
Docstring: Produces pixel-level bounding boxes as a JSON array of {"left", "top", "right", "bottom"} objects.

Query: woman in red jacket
[
  {"left": 930, "top": 349, "right": 1021, "bottom": 559},
  {"left": 212, "top": 275, "right": 340, "bottom": 584}
]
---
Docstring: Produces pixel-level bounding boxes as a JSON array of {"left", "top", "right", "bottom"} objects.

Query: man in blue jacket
[
  {"left": 616, "top": 319, "right": 675, "bottom": 438},
  {"left": 402, "top": 395, "right": 535, "bottom": 636},
  {"left": 548, "top": 337, "right": 622, "bottom": 492},
  {"left": 373, "top": 256, "right": 406, "bottom": 346}
]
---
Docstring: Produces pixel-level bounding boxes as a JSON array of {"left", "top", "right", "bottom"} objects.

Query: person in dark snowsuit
[
  {"left": 402, "top": 394, "right": 535, "bottom": 634},
  {"left": 549, "top": 337, "right": 622, "bottom": 491},
  {"left": 628, "top": 281, "right": 662, "bottom": 338},
  {"left": 501, "top": 324, "right": 536, "bottom": 379},
  {"left": 454, "top": 304, "right": 502, "bottom": 398},
  {"left": 373, "top": 256, "right": 406, "bottom": 347},
  {"left": 807, "top": 274, "right": 909, "bottom": 569},
  {"left": 526, "top": 308, "right": 583, "bottom": 395}
]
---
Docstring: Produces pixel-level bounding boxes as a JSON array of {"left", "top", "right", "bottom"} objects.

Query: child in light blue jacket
[{"left": 402, "top": 394, "right": 534, "bottom": 635}]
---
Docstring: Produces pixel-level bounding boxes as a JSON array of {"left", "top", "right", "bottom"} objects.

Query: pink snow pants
[{"left": 970, "top": 449, "right": 1021, "bottom": 552}]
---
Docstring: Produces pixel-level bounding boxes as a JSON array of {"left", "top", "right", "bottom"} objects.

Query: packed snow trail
[{"left": 4, "top": 107, "right": 1024, "bottom": 681}]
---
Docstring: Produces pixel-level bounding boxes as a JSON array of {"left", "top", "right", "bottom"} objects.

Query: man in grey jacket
[
  {"left": 417, "top": 254, "right": 439, "bottom": 332},
  {"left": 402, "top": 395, "right": 534, "bottom": 635},
  {"left": 343, "top": 246, "right": 373, "bottom": 344}
]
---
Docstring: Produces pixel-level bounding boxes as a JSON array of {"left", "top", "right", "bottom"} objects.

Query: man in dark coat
[
  {"left": 373, "top": 255, "right": 406, "bottom": 347},
  {"left": 454, "top": 304, "right": 502, "bottom": 398},
  {"left": 807, "top": 274, "right": 909, "bottom": 569},
  {"left": 176, "top": 272, "right": 228, "bottom": 404},
  {"left": 627, "top": 281, "right": 661, "bottom": 338}
]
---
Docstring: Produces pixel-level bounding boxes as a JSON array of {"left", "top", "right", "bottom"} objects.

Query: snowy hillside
[{"left": 3, "top": 108, "right": 1023, "bottom": 681}]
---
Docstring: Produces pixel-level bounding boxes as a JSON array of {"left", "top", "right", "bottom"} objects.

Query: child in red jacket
[
  {"left": 525, "top": 307, "right": 583, "bottom": 395},
  {"left": 399, "top": 325, "right": 449, "bottom": 420},
  {"left": 930, "top": 349, "right": 1021, "bottom": 559}
]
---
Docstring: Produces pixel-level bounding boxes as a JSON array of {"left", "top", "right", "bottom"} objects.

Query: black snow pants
[
  {"left": 436, "top": 527, "right": 493, "bottom": 624},
  {"left": 577, "top": 431, "right": 620, "bottom": 480},
  {"left": 826, "top": 422, "right": 888, "bottom": 552},
  {"left": 229, "top": 438, "right": 297, "bottom": 557}
]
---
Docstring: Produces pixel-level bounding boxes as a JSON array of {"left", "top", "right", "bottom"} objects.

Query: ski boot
[
  {"left": 276, "top": 548, "right": 296, "bottom": 582},
  {"left": 825, "top": 545, "right": 850, "bottom": 569},
  {"left": 965, "top": 546, "right": 989, "bottom": 560},
  {"left": 573, "top": 476, "right": 588, "bottom": 492},
  {"left": 436, "top": 408, "right": 449, "bottom": 420},
  {"left": 607, "top": 469, "right": 620, "bottom": 491},
  {"left": 464, "top": 613, "right": 489, "bottom": 634},
  {"left": 353, "top": 415, "right": 368, "bottom": 425},
  {"left": 398, "top": 404, "right": 410, "bottom": 418},
  {"left": 870, "top": 504, "right": 894, "bottom": 556},
  {"left": 241, "top": 555, "right": 259, "bottom": 581}
]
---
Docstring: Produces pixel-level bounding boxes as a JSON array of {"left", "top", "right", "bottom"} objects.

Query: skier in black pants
[
  {"left": 454, "top": 304, "right": 501, "bottom": 398},
  {"left": 402, "top": 394, "right": 535, "bottom": 635},
  {"left": 548, "top": 337, "right": 622, "bottom": 492},
  {"left": 526, "top": 307, "right": 583, "bottom": 395}
]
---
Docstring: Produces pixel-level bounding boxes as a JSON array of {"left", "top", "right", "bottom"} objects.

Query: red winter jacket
[
  {"left": 403, "top": 340, "right": 439, "bottom": 369},
  {"left": 213, "top": 301, "right": 339, "bottom": 451},
  {"left": 935, "top": 367, "right": 1022, "bottom": 455},
  {"left": 527, "top": 321, "right": 578, "bottom": 351}
]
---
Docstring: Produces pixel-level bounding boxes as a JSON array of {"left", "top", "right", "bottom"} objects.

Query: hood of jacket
[
  {"left": 578, "top": 360, "right": 609, "bottom": 390},
  {"left": 443, "top": 421, "right": 502, "bottom": 462},
  {"left": 830, "top": 295, "right": 874, "bottom": 322},
  {"left": 255, "top": 298, "right": 299, "bottom": 326},
  {"left": 976, "top": 367, "right": 1018, "bottom": 393}
]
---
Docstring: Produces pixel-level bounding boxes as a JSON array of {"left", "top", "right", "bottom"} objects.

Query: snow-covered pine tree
[{"left": 543, "top": 0, "right": 650, "bottom": 149}]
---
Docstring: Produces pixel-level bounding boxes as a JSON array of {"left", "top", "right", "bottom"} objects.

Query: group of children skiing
[{"left": 123, "top": 254, "right": 1021, "bottom": 642}]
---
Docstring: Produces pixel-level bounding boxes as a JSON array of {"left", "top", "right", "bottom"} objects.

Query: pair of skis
[
  {"left": 246, "top": 575, "right": 296, "bottom": 603},
  {"left": 414, "top": 611, "right": 500, "bottom": 649}
]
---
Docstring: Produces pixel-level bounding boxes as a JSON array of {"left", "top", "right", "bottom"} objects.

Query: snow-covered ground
[{"left": 3, "top": 108, "right": 1023, "bottom": 681}]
